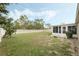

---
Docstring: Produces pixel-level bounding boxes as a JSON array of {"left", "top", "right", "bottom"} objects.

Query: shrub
[{"left": 66, "top": 31, "right": 73, "bottom": 39}]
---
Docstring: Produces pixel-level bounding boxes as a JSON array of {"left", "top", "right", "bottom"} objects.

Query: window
[
  {"left": 72, "top": 26, "right": 77, "bottom": 34},
  {"left": 68, "top": 26, "right": 77, "bottom": 34},
  {"left": 63, "top": 27, "right": 66, "bottom": 33},
  {"left": 68, "top": 26, "right": 71, "bottom": 31},
  {"left": 53, "top": 26, "right": 58, "bottom": 33},
  {"left": 55, "top": 26, "right": 58, "bottom": 33},
  {"left": 53, "top": 26, "right": 56, "bottom": 33},
  {"left": 59, "top": 26, "right": 61, "bottom": 33}
]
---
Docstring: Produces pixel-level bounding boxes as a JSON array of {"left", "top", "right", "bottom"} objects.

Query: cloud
[{"left": 8, "top": 9, "right": 57, "bottom": 21}]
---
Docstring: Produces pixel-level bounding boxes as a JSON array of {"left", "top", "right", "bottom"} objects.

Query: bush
[{"left": 66, "top": 31, "right": 73, "bottom": 39}]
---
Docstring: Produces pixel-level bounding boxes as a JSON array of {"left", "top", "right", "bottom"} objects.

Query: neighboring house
[
  {"left": 52, "top": 23, "right": 77, "bottom": 38},
  {"left": 76, "top": 4, "right": 79, "bottom": 40}
]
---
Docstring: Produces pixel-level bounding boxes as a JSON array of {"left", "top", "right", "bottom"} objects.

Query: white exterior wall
[
  {"left": 52, "top": 24, "right": 77, "bottom": 38},
  {"left": 77, "top": 24, "right": 79, "bottom": 39},
  {"left": 52, "top": 26, "right": 67, "bottom": 38},
  {"left": 52, "top": 33, "right": 66, "bottom": 38}
]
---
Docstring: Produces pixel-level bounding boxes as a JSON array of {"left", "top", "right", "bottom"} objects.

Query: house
[
  {"left": 52, "top": 4, "right": 79, "bottom": 38},
  {"left": 52, "top": 23, "right": 77, "bottom": 38},
  {"left": 75, "top": 3, "right": 79, "bottom": 40}
]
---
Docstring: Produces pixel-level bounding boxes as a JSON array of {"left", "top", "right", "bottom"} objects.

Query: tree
[
  {"left": 0, "top": 3, "right": 16, "bottom": 37},
  {"left": 14, "top": 15, "right": 45, "bottom": 29},
  {"left": 0, "top": 3, "right": 9, "bottom": 25},
  {"left": 0, "top": 3, "right": 9, "bottom": 15},
  {"left": 45, "top": 23, "right": 51, "bottom": 29},
  {"left": 0, "top": 16, "right": 16, "bottom": 37},
  {"left": 14, "top": 20, "right": 21, "bottom": 29},
  {"left": 0, "top": 16, "right": 6, "bottom": 25},
  {"left": 17, "top": 15, "right": 28, "bottom": 29},
  {"left": 3, "top": 18, "right": 16, "bottom": 37},
  {"left": 26, "top": 20, "right": 34, "bottom": 29},
  {"left": 34, "top": 19, "right": 44, "bottom": 29}
]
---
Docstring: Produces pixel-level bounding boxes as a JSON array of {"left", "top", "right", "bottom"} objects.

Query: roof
[
  {"left": 75, "top": 3, "right": 79, "bottom": 24},
  {"left": 52, "top": 23, "right": 75, "bottom": 27}
]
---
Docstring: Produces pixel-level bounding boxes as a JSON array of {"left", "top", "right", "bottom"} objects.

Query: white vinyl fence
[{"left": 15, "top": 29, "right": 51, "bottom": 34}]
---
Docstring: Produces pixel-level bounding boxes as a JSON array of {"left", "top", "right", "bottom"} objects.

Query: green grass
[
  {"left": 0, "top": 31, "right": 72, "bottom": 56},
  {"left": 0, "top": 32, "right": 51, "bottom": 56}
]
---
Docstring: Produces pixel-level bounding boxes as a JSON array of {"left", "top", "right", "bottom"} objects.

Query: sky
[{"left": 7, "top": 3, "right": 77, "bottom": 25}]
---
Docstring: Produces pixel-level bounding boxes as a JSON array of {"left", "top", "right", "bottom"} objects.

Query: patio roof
[{"left": 52, "top": 23, "right": 75, "bottom": 27}]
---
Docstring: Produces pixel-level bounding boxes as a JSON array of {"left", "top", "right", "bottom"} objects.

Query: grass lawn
[{"left": 0, "top": 31, "right": 72, "bottom": 56}]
